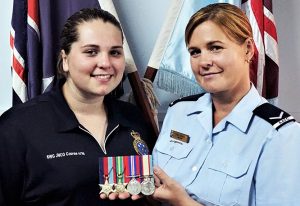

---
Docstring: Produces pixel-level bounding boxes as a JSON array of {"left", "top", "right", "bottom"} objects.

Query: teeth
[{"left": 93, "top": 74, "right": 111, "bottom": 79}]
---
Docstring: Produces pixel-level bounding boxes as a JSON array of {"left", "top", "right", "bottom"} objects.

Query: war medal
[
  {"left": 114, "top": 156, "right": 126, "bottom": 193},
  {"left": 140, "top": 155, "right": 155, "bottom": 195},
  {"left": 99, "top": 176, "right": 113, "bottom": 196},
  {"left": 99, "top": 157, "right": 113, "bottom": 196},
  {"left": 131, "top": 130, "right": 149, "bottom": 155},
  {"left": 126, "top": 155, "right": 141, "bottom": 195}
]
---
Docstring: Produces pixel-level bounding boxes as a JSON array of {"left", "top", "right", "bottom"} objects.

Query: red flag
[{"left": 242, "top": 0, "right": 279, "bottom": 103}]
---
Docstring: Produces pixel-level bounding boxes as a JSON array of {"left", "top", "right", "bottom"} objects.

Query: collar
[
  {"left": 220, "top": 84, "right": 267, "bottom": 133},
  {"left": 184, "top": 84, "right": 267, "bottom": 134}
]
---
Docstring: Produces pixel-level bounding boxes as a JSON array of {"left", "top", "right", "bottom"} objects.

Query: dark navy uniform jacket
[{"left": 0, "top": 81, "right": 155, "bottom": 206}]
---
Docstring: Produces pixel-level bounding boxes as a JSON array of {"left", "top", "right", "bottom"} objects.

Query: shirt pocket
[
  {"left": 155, "top": 141, "right": 197, "bottom": 184},
  {"left": 207, "top": 156, "right": 252, "bottom": 206}
]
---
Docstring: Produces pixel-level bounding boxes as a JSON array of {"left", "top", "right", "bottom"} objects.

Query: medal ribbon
[
  {"left": 135, "top": 155, "right": 142, "bottom": 182},
  {"left": 142, "top": 155, "right": 152, "bottom": 176},
  {"left": 116, "top": 156, "right": 124, "bottom": 183},
  {"left": 123, "top": 156, "right": 130, "bottom": 183},
  {"left": 108, "top": 156, "right": 114, "bottom": 183},
  {"left": 130, "top": 155, "right": 136, "bottom": 177},
  {"left": 99, "top": 157, "right": 113, "bottom": 184},
  {"left": 149, "top": 155, "right": 153, "bottom": 176},
  {"left": 99, "top": 157, "right": 104, "bottom": 184}
]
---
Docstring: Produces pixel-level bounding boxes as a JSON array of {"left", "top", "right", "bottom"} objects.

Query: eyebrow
[
  {"left": 81, "top": 44, "right": 123, "bottom": 49},
  {"left": 187, "top": 40, "right": 224, "bottom": 50},
  {"left": 207, "top": 40, "right": 223, "bottom": 46}
]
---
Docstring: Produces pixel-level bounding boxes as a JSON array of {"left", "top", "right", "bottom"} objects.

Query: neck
[
  {"left": 212, "top": 83, "right": 251, "bottom": 126},
  {"left": 62, "top": 82, "right": 106, "bottom": 116}
]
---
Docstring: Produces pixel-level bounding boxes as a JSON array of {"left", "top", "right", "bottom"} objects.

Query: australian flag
[{"left": 10, "top": 0, "right": 100, "bottom": 105}]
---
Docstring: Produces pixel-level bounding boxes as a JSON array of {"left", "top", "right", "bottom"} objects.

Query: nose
[
  {"left": 97, "top": 52, "right": 111, "bottom": 69},
  {"left": 197, "top": 52, "right": 213, "bottom": 69}
]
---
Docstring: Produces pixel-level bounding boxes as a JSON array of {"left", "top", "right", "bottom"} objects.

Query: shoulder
[
  {"left": 0, "top": 93, "right": 52, "bottom": 126},
  {"left": 169, "top": 93, "right": 205, "bottom": 107},
  {"left": 253, "top": 103, "right": 296, "bottom": 130}
]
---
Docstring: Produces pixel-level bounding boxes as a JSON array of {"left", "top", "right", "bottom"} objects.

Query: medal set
[{"left": 99, "top": 155, "right": 155, "bottom": 196}]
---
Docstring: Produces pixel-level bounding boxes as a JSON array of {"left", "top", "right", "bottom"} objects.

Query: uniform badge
[
  {"left": 131, "top": 130, "right": 149, "bottom": 155},
  {"left": 170, "top": 130, "right": 190, "bottom": 143}
]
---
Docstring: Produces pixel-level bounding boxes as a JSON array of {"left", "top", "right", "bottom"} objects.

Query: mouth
[
  {"left": 200, "top": 71, "right": 222, "bottom": 77},
  {"left": 90, "top": 74, "right": 112, "bottom": 80}
]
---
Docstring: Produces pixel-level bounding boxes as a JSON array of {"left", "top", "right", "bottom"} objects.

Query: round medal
[
  {"left": 126, "top": 178, "right": 142, "bottom": 195},
  {"left": 141, "top": 179, "right": 155, "bottom": 195}
]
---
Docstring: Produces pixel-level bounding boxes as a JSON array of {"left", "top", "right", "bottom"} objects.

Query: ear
[
  {"left": 61, "top": 50, "right": 69, "bottom": 72},
  {"left": 245, "top": 38, "right": 254, "bottom": 61}
]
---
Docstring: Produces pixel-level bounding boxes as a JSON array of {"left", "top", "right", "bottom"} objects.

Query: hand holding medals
[{"left": 99, "top": 155, "right": 155, "bottom": 198}]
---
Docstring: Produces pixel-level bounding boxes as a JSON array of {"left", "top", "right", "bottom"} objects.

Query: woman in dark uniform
[{"left": 0, "top": 8, "right": 154, "bottom": 206}]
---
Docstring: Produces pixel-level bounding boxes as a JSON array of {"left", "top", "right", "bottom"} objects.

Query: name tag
[{"left": 170, "top": 130, "right": 190, "bottom": 143}]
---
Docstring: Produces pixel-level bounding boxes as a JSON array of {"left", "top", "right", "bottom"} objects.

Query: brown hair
[{"left": 185, "top": 3, "right": 252, "bottom": 45}]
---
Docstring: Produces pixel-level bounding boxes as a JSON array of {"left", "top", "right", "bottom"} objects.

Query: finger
[
  {"left": 131, "top": 194, "right": 143, "bottom": 201},
  {"left": 108, "top": 192, "right": 118, "bottom": 200},
  {"left": 99, "top": 193, "right": 107, "bottom": 199},
  {"left": 153, "top": 166, "right": 170, "bottom": 184},
  {"left": 118, "top": 192, "right": 131, "bottom": 200},
  {"left": 154, "top": 173, "right": 161, "bottom": 187}
]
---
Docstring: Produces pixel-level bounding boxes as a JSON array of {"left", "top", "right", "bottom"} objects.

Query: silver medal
[
  {"left": 126, "top": 178, "right": 142, "bottom": 195},
  {"left": 141, "top": 178, "right": 155, "bottom": 195}
]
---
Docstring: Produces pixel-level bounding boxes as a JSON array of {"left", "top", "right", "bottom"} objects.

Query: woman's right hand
[{"left": 152, "top": 166, "right": 203, "bottom": 206}]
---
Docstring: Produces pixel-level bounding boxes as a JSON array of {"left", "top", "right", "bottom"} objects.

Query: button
[
  {"left": 192, "top": 166, "right": 197, "bottom": 172},
  {"left": 170, "top": 146, "right": 174, "bottom": 151}
]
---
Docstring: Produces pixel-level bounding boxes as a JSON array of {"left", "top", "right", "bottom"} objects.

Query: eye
[
  {"left": 110, "top": 49, "right": 123, "bottom": 57},
  {"left": 209, "top": 45, "right": 223, "bottom": 53},
  {"left": 84, "top": 49, "right": 98, "bottom": 56},
  {"left": 188, "top": 48, "right": 201, "bottom": 57}
]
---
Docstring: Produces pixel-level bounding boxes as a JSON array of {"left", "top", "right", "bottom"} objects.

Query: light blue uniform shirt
[{"left": 153, "top": 86, "right": 300, "bottom": 206}]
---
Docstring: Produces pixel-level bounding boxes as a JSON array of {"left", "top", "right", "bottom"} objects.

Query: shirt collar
[
  {"left": 224, "top": 84, "right": 267, "bottom": 133},
  {"left": 184, "top": 84, "right": 267, "bottom": 134}
]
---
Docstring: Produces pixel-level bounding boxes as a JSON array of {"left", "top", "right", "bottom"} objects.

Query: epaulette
[
  {"left": 169, "top": 93, "right": 205, "bottom": 107},
  {"left": 253, "top": 103, "right": 295, "bottom": 130}
]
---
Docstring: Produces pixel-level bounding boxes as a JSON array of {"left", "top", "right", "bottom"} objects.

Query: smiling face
[
  {"left": 62, "top": 19, "right": 125, "bottom": 100},
  {"left": 188, "top": 20, "right": 252, "bottom": 97}
]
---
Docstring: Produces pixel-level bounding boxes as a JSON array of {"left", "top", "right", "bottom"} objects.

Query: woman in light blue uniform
[{"left": 152, "top": 3, "right": 300, "bottom": 206}]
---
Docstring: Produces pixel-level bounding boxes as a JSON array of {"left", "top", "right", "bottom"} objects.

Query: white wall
[
  {"left": 1, "top": 0, "right": 300, "bottom": 121},
  {"left": 0, "top": 0, "right": 13, "bottom": 114},
  {"left": 274, "top": 0, "right": 300, "bottom": 120}
]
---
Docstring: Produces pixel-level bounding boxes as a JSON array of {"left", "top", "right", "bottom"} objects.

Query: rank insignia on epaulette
[
  {"left": 253, "top": 103, "right": 296, "bottom": 130},
  {"left": 131, "top": 130, "right": 149, "bottom": 155},
  {"left": 170, "top": 130, "right": 190, "bottom": 143}
]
